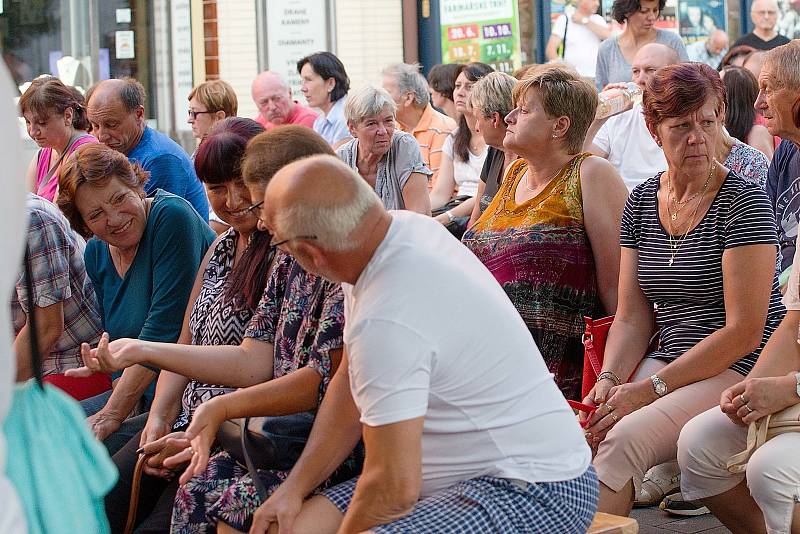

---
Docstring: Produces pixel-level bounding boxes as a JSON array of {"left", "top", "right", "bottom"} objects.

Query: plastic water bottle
[{"left": 595, "top": 82, "right": 643, "bottom": 120}]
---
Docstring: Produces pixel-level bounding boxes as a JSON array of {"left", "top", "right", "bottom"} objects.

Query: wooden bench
[{"left": 587, "top": 512, "right": 639, "bottom": 534}]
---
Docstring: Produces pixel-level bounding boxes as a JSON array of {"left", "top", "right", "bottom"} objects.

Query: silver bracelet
[{"left": 597, "top": 371, "right": 621, "bottom": 386}]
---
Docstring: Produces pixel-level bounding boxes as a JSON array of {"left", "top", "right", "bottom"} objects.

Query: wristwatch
[
  {"left": 794, "top": 372, "right": 800, "bottom": 398},
  {"left": 650, "top": 374, "right": 668, "bottom": 397}
]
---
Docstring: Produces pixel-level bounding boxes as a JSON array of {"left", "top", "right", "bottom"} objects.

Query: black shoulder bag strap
[
  {"left": 561, "top": 15, "right": 569, "bottom": 59},
  {"left": 241, "top": 417, "right": 269, "bottom": 500},
  {"left": 24, "top": 245, "right": 44, "bottom": 388}
]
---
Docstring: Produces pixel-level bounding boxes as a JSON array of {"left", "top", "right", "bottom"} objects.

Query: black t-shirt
[
  {"left": 732, "top": 32, "right": 791, "bottom": 50},
  {"left": 478, "top": 147, "right": 507, "bottom": 214},
  {"left": 766, "top": 140, "right": 800, "bottom": 271}
]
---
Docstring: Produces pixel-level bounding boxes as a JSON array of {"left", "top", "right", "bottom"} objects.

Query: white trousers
[{"left": 678, "top": 406, "right": 800, "bottom": 534}]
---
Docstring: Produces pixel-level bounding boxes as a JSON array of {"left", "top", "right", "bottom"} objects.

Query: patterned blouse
[
  {"left": 244, "top": 249, "right": 345, "bottom": 402},
  {"left": 724, "top": 142, "right": 770, "bottom": 190},
  {"left": 174, "top": 229, "right": 257, "bottom": 428},
  {"left": 462, "top": 154, "right": 602, "bottom": 400}
]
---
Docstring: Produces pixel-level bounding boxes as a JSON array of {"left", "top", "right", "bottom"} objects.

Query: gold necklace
[
  {"left": 666, "top": 163, "right": 715, "bottom": 221},
  {"left": 666, "top": 163, "right": 716, "bottom": 266},
  {"left": 524, "top": 165, "right": 564, "bottom": 193}
]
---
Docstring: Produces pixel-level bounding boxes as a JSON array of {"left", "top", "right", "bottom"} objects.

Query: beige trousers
[
  {"left": 593, "top": 358, "right": 741, "bottom": 496},
  {"left": 678, "top": 406, "right": 800, "bottom": 534}
]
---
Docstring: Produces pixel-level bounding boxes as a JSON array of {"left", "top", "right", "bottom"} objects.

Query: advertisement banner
[
  {"left": 439, "top": 0, "right": 521, "bottom": 73},
  {"left": 266, "top": 0, "right": 329, "bottom": 100},
  {"left": 678, "top": 0, "right": 727, "bottom": 42}
]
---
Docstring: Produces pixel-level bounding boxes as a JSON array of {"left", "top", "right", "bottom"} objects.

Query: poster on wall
[
  {"left": 439, "top": 0, "right": 522, "bottom": 73},
  {"left": 678, "top": 0, "right": 726, "bottom": 42},
  {"left": 266, "top": 0, "right": 329, "bottom": 100},
  {"left": 777, "top": 0, "right": 800, "bottom": 39}
]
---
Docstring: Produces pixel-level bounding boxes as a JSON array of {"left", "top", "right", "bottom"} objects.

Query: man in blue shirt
[
  {"left": 686, "top": 29, "right": 729, "bottom": 69},
  {"left": 86, "top": 78, "right": 209, "bottom": 220}
]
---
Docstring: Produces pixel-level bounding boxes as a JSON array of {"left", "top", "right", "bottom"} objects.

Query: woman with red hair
[{"left": 582, "top": 62, "right": 784, "bottom": 517}]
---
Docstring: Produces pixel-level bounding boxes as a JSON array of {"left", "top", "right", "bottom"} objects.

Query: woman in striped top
[{"left": 583, "top": 62, "right": 784, "bottom": 517}]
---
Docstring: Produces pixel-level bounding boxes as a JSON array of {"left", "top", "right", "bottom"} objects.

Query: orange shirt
[{"left": 399, "top": 105, "right": 456, "bottom": 190}]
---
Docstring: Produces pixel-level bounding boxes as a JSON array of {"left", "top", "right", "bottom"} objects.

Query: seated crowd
[{"left": 10, "top": 29, "right": 800, "bottom": 534}]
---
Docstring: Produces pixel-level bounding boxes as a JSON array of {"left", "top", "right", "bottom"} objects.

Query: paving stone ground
[{"left": 631, "top": 505, "right": 731, "bottom": 533}]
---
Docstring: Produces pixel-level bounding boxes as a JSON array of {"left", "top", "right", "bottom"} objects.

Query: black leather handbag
[{"left": 216, "top": 412, "right": 315, "bottom": 498}]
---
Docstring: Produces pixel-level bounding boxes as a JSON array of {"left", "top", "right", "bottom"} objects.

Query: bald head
[
  {"left": 632, "top": 43, "right": 681, "bottom": 89},
  {"left": 707, "top": 30, "right": 730, "bottom": 55},
  {"left": 86, "top": 78, "right": 146, "bottom": 154},
  {"left": 251, "top": 71, "right": 295, "bottom": 125},
  {"left": 266, "top": 155, "right": 382, "bottom": 252},
  {"left": 751, "top": 0, "right": 779, "bottom": 32}
]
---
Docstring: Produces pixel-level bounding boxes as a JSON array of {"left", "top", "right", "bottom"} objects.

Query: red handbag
[{"left": 581, "top": 315, "right": 614, "bottom": 400}]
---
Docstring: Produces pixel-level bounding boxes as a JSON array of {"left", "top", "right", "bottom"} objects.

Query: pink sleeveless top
[{"left": 36, "top": 135, "right": 96, "bottom": 201}]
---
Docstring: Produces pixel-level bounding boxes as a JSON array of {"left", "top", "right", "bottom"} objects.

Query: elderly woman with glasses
[
  {"left": 69, "top": 126, "right": 362, "bottom": 534},
  {"left": 187, "top": 79, "right": 239, "bottom": 233},
  {"left": 336, "top": 85, "right": 432, "bottom": 215}
]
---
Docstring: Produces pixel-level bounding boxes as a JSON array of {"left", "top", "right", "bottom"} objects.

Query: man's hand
[
  {"left": 162, "top": 398, "right": 228, "bottom": 485},
  {"left": 248, "top": 483, "right": 306, "bottom": 534},
  {"left": 720, "top": 375, "right": 799, "bottom": 425},
  {"left": 66, "top": 333, "right": 142, "bottom": 377},
  {"left": 87, "top": 409, "right": 124, "bottom": 441}
]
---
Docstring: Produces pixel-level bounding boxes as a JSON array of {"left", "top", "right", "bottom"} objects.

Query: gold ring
[
  {"left": 611, "top": 413, "right": 619, "bottom": 423},
  {"left": 745, "top": 404, "right": 755, "bottom": 414},
  {"left": 605, "top": 404, "right": 615, "bottom": 413},
  {"left": 739, "top": 394, "right": 748, "bottom": 405}
]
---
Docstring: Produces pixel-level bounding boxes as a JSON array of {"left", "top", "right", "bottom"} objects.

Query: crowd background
[{"left": 2, "top": 0, "right": 800, "bottom": 533}]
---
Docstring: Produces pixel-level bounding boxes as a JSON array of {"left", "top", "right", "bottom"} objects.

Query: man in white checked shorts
[{"left": 243, "top": 154, "right": 598, "bottom": 534}]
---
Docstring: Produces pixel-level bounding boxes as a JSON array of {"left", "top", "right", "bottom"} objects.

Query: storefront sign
[
  {"left": 266, "top": 0, "right": 329, "bottom": 100},
  {"left": 115, "top": 31, "right": 135, "bottom": 59},
  {"left": 439, "top": 0, "right": 521, "bottom": 73},
  {"left": 171, "top": 0, "right": 193, "bottom": 132}
]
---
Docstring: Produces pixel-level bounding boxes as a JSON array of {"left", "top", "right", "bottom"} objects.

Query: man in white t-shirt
[
  {"left": 585, "top": 43, "right": 680, "bottom": 191},
  {"left": 249, "top": 155, "right": 597, "bottom": 534},
  {"left": 545, "top": 0, "right": 611, "bottom": 79}
]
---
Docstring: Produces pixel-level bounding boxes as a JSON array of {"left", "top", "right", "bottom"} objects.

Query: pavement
[{"left": 631, "top": 506, "right": 731, "bottom": 533}]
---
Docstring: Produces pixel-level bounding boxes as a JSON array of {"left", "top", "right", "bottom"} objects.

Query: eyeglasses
[
  {"left": 753, "top": 10, "right": 777, "bottom": 16},
  {"left": 244, "top": 200, "right": 264, "bottom": 213},
  {"left": 270, "top": 234, "right": 318, "bottom": 248},
  {"left": 188, "top": 109, "right": 216, "bottom": 119}
]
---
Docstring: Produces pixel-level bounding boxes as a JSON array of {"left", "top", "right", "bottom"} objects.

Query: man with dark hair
[{"left": 86, "top": 78, "right": 209, "bottom": 219}]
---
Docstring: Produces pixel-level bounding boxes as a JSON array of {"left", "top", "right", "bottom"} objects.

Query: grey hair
[
  {"left": 765, "top": 40, "right": 800, "bottom": 91},
  {"left": 344, "top": 85, "right": 397, "bottom": 125},
  {"left": 382, "top": 63, "right": 430, "bottom": 108},
  {"left": 470, "top": 71, "right": 516, "bottom": 118},
  {"left": 275, "top": 163, "right": 382, "bottom": 252},
  {"left": 117, "top": 77, "right": 146, "bottom": 111}
]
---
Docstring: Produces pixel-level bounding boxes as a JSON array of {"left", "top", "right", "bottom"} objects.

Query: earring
[{"left": 552, "top": 133, "right": 558, "bottom": 138}]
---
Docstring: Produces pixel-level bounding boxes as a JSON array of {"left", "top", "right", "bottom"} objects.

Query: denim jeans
[{"left": 81, "top": 390, "right": 149, "bottom": 456}]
